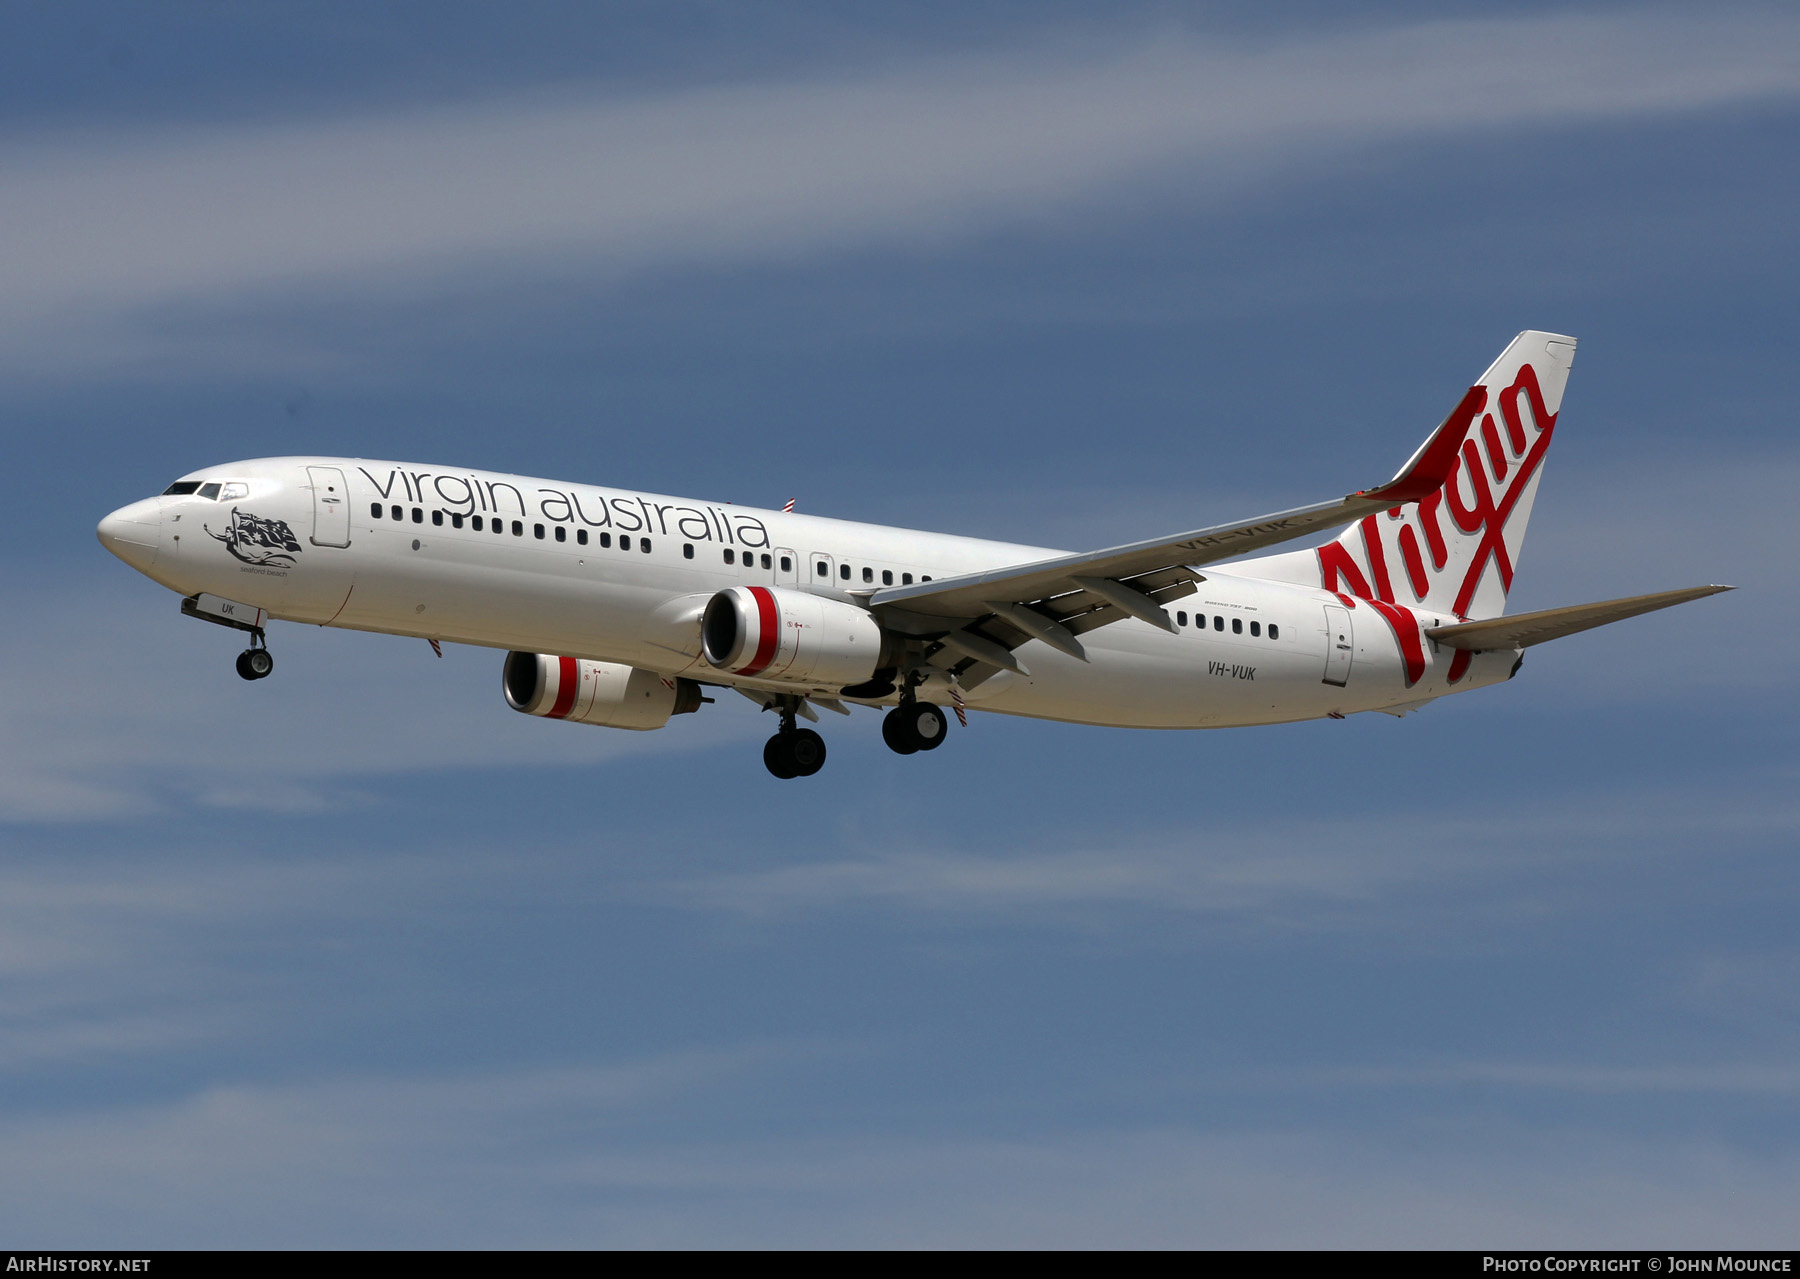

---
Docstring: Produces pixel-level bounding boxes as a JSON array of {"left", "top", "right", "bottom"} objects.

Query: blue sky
[{"left": 2, "top": 1, "right": 1797, "bottom": 1247}]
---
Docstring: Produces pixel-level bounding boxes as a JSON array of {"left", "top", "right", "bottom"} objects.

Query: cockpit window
[
  {"left": 219, "top": 482, "right": 248, "bottom": 500},
  {"left": 197, "top": 483, "right": 222, "bottom": 500},
  {"left": 163, "top": 481, "right": 202, "bottom": 496}
]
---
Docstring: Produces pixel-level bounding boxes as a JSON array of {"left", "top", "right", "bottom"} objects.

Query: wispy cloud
[
  {"left": 3, "top": 7, "right": 1798, "bottom": 373},
  {"left": 6, "top": 781, "right": 1782, "bottom": 1079},
  {"left": 4, "top": 1077, "right": 1798, "bottom": 1246},
  {"left": 646, "top": 789, "right": 1800, "bottom": 926}
]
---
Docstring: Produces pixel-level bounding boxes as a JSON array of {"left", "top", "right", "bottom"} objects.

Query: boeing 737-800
[{"left": 97, "top": 331, "right": 1727, "bottom": 778}]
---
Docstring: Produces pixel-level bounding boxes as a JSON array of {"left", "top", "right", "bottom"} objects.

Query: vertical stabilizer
[{"left": 1239, "top": 331, "right": 1576, "bottom": 620}]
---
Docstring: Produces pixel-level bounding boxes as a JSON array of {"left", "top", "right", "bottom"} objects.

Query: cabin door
[
  {"left": 1321, "top": 604, "right": 1354, "bottom": 687},
  {"left": 306, "top": 466, "right": 351, "bottom": 547}
]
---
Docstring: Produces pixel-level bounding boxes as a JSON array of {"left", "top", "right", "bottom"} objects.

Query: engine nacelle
[
  {"left": 503, "top": 652, "right": 703, "bottom": 731},
  {"left": 702, "top": 585, "right": 886, "bottom": 687}
]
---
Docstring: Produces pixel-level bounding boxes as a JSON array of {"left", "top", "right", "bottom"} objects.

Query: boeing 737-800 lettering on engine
[{"left": 97, "top": 332, "right": 1729, "bottom": 778}]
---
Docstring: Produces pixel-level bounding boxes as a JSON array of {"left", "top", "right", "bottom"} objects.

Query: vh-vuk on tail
[{"left": 97, "top": 332, "right": 1729, "bottom": 778}]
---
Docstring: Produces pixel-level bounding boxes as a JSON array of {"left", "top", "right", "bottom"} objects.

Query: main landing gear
[
  {"left": 764, "top": 697, "right": 827, "bottom": 780},
  {"left": 758, "top": 682, "right": 952, "bottom": 778},
  {"left": 234, "top": 632, "right": 274, "bottom": 681},
  {"left": 881, "top": 693, "right": 948, "bottom": 756}
]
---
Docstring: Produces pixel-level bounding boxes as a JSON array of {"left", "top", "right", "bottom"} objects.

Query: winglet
[{"left": 1356, "top": 384, "right": 1487, "bottom": 504}]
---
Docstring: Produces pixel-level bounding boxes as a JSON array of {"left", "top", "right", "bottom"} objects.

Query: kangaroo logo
[{"left": 205, "top": 507, "right": 303, "bottom": 567}]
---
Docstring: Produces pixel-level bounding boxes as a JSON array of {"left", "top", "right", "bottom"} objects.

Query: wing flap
[
  {"left": 1425, "top": 586, "right": 1733, "bottom": 651},
  {"left": 868, "top": 384, "right": 1477, "bottom": 622}
]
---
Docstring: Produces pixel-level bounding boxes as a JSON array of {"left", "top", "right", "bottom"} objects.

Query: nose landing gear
[
  {"left": 181, "top": 594, "right": 276, "bottom": 682},
  {"left": 234, "top": 633, "right": 274, "bottom": 681}
]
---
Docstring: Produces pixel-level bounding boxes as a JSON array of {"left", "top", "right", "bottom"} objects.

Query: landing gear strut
[
  {"left": 763, "top": 697, "right": 827, "bottom": 779},
  {"left": 882, "top": 676, "right": 948, "bottom": 755},
  {"left": 234, "top": 630, "right": 274, "bottom": 681}
]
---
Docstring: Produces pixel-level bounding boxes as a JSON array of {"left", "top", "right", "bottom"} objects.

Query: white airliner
[{"left": 98, "top": 331, "right": 1726, "bottom": 778}]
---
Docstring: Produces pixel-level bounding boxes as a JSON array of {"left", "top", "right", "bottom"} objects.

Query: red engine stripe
[
  {"left": 547, "top": 655, "right": 580, "bottom": 718},
  {"left": 736, "top": 587, "right": 781, "bottom": 676}
]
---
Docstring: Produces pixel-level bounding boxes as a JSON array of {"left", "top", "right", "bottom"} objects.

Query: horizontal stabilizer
[{"left": 1424, "top": 585, "right": 1733, "bottom": 651}]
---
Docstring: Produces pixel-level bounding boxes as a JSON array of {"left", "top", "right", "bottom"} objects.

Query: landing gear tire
[
  {"left": 763, "top": 695, "right": 828, "bottom": 779},
  {"left": 236, "top": 648, "right": 274, "bottom": 681},
  {"left": 909, "top": 702, "right": 948, "bottom": 751},
  {"left": 763, "top": 734, "right": 799, "bottom": 779},
  {"left": 789, "top": 728, "right": 826, "bottom": 777},
  {"left": 884, "top": 701, "right": 947, "bottom": 753},
  {"left": 764, "top": 729, "right": 826, "bottom": 779},
  {"left": 881, "top": 709, "right": 919, "bottom": 755}
]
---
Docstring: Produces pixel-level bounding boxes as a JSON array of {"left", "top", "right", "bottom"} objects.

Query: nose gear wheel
[{"left": 234, "top": 629, "right": 274, "bottom": 681}]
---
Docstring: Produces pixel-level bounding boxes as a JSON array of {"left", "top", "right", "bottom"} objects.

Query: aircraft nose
[{"left": 97, "top": 497, "right": 163, "bottom": 571}]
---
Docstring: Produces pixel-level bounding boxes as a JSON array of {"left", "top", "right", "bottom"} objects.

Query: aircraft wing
[
  {"left": 1423, "top": 585, "right": 1734, "bottom": 652},
  {"left": 863, "top": 386, "right": 1482, "bottom": 680}
]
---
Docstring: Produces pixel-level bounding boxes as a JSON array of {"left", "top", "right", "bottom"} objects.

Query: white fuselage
[{"left": 99, "top": 456, "right": 1520, "bottom": 728}]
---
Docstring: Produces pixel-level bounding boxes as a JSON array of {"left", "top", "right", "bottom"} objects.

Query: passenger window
[
  {"left": 601, "top": 532, "right": 612, "bottom": 548},
  {"left": 922, "top": 576, "right": 932, "bottom": 582},
  {"left": 533, "top": 524, "right": 544, "bottom": 539},
  {"left": 862, "top": 567, "right": 874, "bottom": 583},
  {"left": 840, "top": 564, "right": 851, "bottom": 580},
  {"left": 682, "top": 543, "right": 694, "bottom": 559},
  {"left": 163, "top": 481, "right": 202, "bottom": 496},
  {"left": 1213, "top": 616, "right": 1223, "bottom": 631},
  {"left": 371, "top": 503, "right": 383, "bottom": 518},
  {"left": 431, "top": 510, "right": 443, "bottom": 526},
  {"left": 816, "top": 561, "right": 828, "bottom": 577},
  {"left": 724, "top": 549, "right": 735, "bottom": 565},
  {"left": 1232, "top": 618, "right": 1242, "bottom": 634},
  {"left": 412, "top": 508, "right": 423, "bottom": 523},
  {"left": 391, "top": 505, "right": 402, "bottom": 521},
  {"left": 780, "top": 556, "right": 792, "bottom": 572},
  {"left": 1250, "top": 621, "right": 1260, "bottom": 636},
  {"left": 882, "top": 570, "right": 893, "bottom": 585},
  {"left": 198, "top": 483, "right": 222, "bottom": 500},
  {"left": 761, "top": 554, "right": 772, "bottom": 570},
  {"left": 451, "top": 513, "right": 464, "bottom": 529},
  {"left": 512, "top": 520, "right": 523, "bottom": 536},
  {"left": 472, "top": 515, "right": 483, "bottom": 531},
  {"left": 641, "top": 539, "right": 652, "bottom": 553},
  {"left": 1269, "top": 624, "right": 1279, "bottom": 640},
  {"left": 493, "top": 519, "right": 503, "bottom": 535},
  {"left": 902, "top": 573, "right": 913, "bottom": 585},
  {"left": 554, "top": 526, "right": 566, "bottom": 542},
  {"left": 619, "top": 535, "right": 631, "bottom": 551},
  {"left": 576, "top": 529, "right": 588, "bottom": 545},
  {"left": 1177, "top": 611, "right": 1188, "bottom": 627}
]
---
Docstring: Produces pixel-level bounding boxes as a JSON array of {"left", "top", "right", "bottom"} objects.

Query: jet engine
[
  {"left": 503, "top": 652, "right": 704, "bottom": 731},
  {"left": 702, "top": 585, "right": 888, "bottom": 687}
]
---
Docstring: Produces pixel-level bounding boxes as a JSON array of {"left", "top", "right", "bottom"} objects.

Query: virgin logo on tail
[{"left": 1318, "top": 363, "right": 1559, "bottom": 686}]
